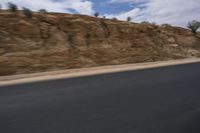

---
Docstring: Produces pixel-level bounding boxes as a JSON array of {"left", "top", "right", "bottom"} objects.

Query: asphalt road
[{"left": 1, "top": 63, "right": 200, "bottom": 133}]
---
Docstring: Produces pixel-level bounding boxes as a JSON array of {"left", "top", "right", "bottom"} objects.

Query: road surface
[{"left": 1, "top": 63, "right": 200, "bottom": 133}]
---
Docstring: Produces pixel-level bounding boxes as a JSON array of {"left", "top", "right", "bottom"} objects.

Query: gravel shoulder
[{"left": 0, "top": 58, "right": 200, "bottom": 86}]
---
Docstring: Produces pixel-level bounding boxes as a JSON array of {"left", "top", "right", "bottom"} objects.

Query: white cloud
[
  {"left": 110, "top": 0, "right": 147, "bottom": 4},
  {"left": 104, "top": 8, "right": 141, "bottom": 20},
  {"left": 108, "top": 0, "right": 200, "bottom": 27},
  {"left": 0, "top": 0, "right": 94, "bottom": 15},
  {"left": 1, "top": 0, "right": 199, "bottom": 27}
]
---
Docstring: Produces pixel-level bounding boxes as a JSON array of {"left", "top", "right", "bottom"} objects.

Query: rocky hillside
[{"left": 0, "top": 11, "right": 200, "bottom": 76}]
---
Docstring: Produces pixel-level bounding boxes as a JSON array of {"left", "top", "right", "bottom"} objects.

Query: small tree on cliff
[
  {"left": 94, "top": 12, "right": 99, "bottom": 17},
  {"left": 112, "top": 17, "right": 118, "bottom": 21},
  {"left": 39, "top": 9, "right": 47, "bottom": 14},
  {"left": 22, "top": 7, "right": 33, "bottom": 19},
  {"left": 127, "top": 16, "right": 132, "bottom": 22},
  {"left": 187, "top": 20, "right": 200, "bottom": 33},
  {"left": 8, "top": 2, "right": 18, "bottom": 12}
]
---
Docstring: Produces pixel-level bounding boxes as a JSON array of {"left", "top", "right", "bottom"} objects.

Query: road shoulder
[{"left": 0, "top": 58, "right": 200, "bottom": 86}]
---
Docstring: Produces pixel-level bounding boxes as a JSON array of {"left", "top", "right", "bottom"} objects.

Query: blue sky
[
  {"left": 92, "top": 0, "right": 133, "bottom": 14},
  {"left": 1, "top": 0, "right": 200, "bottom": 27}
]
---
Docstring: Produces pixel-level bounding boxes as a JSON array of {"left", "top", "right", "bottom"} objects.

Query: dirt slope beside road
[
  {"left": 0, "top": 58, "right": 200, "bottom": 86},
  {"left": 0, "top": 11, "right": 200, "bottom": 76}
]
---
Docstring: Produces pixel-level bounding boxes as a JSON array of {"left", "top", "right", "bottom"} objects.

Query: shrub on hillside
[
  {"left": 187, "top": 20, "right": 200, "bottom": 33},
  {"left": 39, "top": 9, "right": 47, "bottom": 14},
  {"left": 161, "top": 23, "right": 172, "bottom": 27},
  {"left": 112, "top": 17, "right": 118, "bottom": 21},
  {"left": 22, "top": 7, "right": 33, "bottom": 19},
  {"left": 127, "top": 16, "right": 132, "bottom": 22},
  {"left": 94, "top": 12, "right": 99, "bottom": 17},
  {"left": 68, "top": 34, "right": 76, "bottom": 49},
  {"left": 8, "top": 2, "right": 18, "bottom": 12}
]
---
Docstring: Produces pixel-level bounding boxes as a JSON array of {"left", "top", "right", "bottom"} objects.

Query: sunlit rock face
[{"left": 0, "top": 11, "right": 200, "bottom": 75}]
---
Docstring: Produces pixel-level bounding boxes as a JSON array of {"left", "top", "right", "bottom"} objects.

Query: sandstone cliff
[{"left": 0, "top": 11, "right": 200, "bottom": 75}]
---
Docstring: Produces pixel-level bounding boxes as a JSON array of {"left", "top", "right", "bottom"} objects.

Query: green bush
[
  {"left": 22, "top": 7, "right": 33, "bottom": 19},
  {"left": 161, "top": 23, "right": 172, "bottom": 27},
  {"left": 127, "top": 17, "right": 132, "bottom": 22},
  {"left": 112, "top": 17, "right": 118, "bottom": 21},
  {"left": 187, "top": 20, "right": 200, "bottom": 33},
  {"left": 39, "top": 9, "right": 47, "bottom": 14},
  {"left": 8, "top": 2, "right": 18, "bottom": 12},
  {"left": 94, "top": 12, "right": 99, "bottom": 17}
]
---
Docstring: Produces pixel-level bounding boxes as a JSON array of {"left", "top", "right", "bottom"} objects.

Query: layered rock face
[{"left": 0, "top": 11, "right": 200, "bottom": 75}]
